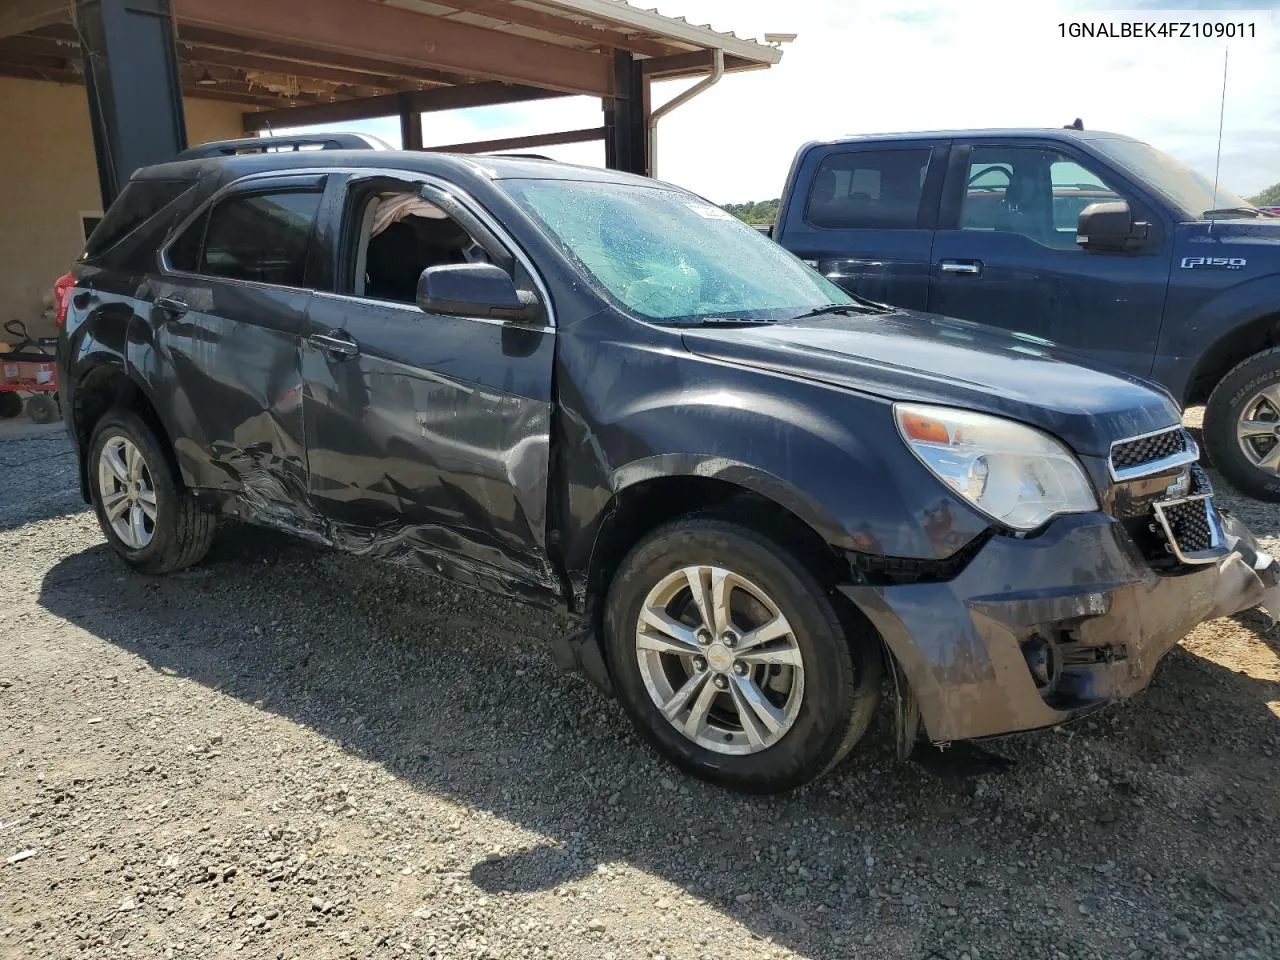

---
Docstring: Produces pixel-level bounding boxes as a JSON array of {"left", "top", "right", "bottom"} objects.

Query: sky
[{"left": 286, "top": 0, "right": 1280, "bottom": 204}]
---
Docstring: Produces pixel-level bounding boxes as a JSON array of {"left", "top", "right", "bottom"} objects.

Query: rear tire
[
  {"left": 24, "top": 394, "right": 59, "bottom": 424},
  {"left": 603, "top": 517, "right": 880, "bottom": 793},
  {"left": 1204, "top": 348, "right": 1280, "bottom": 501},
  {"left": 88, "top": 408, "right": 216, "bottom": 573}
]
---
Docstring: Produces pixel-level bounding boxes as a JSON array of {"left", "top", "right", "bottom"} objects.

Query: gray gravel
[{"left": 1, "top": 420, "right": 1278, "bottom": 960}]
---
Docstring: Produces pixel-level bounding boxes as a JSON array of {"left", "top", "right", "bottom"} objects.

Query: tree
[
  {"left": 722, "top": 199, "right": 781, "bottom": 225},
  {"left": 1250, "top": 182, "right": 1280, "bottom": 206}
]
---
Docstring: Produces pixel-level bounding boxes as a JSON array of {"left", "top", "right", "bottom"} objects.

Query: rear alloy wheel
[
  {"left": 88, "top": 408, "right": 217, "bottom": 573},
  {"left": 1205, "top": 348, "right": 1280, "bottom": 501},
  {"left": 98, "top": 434, "right": 159, "bottom": 549},
  {"left": 605, "top": 518, "right": 880, "bottom": 793}
]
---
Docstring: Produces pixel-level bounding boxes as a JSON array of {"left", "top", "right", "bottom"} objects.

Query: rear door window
[
  {"left": 168, "top": 190, "right": 322, "bottom": 286},
  {"left": 805, "top": 149, "right": 933, "bottom": 229},
  {"left": 82, "top": 179, "right": 195, "bottom": 259}
]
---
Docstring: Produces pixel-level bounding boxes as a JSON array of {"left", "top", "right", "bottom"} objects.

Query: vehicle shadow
[{"left": 36, "top": 525, "right": 1280, "bottom": 958}]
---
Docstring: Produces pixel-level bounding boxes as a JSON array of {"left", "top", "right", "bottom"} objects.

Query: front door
[
  {"left": 150, "top": 176, "right": 325, "bottom": 516},
  {"left": 778, "top": 141, "right": 947, "bottom": 310},
  {"left": 300, "top": 175, "right": 558, "bottom": 602},
  {"left": 929, "top": 142, "right": 1173, "bottom": 376}
]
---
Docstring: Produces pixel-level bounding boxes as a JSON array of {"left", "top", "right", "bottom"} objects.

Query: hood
[
  {"left": 680, "top": 310, "right": 1180, "bottom": 458},
  {"left": 1179, "top": 219, "right": 1280, "bottom": 267}
]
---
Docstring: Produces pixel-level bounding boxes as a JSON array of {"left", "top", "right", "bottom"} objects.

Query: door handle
[
  {"left": 308, "top": 329, "right": 360, "bottom": 359},
  {"left": 154, "top": 295, "right": 188, "bottom": 317},
  {"left": 939, "top": 259, "right": 982, "bottom": 276}
]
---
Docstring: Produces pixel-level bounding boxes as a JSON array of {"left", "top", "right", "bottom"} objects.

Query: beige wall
[{"left": 0, "top": 77, "right": 244, "bottom": 340}]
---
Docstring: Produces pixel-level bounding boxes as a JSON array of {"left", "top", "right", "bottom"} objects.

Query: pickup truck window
[
  {"left": 502, "top": 178, "right": 850, "bottom": 324},
  {"left": 1089, "top": 136, "right": 1251, "bottom": 219},
  {"left": 960, "top": 146, "right": 1121, "bottom": 249},
  {"left": 805, "top": 149, "right": 931, "bottom": 230}
]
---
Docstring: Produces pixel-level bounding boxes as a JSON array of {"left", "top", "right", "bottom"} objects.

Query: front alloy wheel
[
  {"left": 605, "top": 518, "right": 880, "bottom": 793},
  {"left": 636, "top": 565, "right": 805, "bottom": 755},
  {"left": 1205, "top": 348, "right": 1280, "bottom": 501},
  {"left": 1235, "top": 385, "right": 1280, "bottom": 473}
]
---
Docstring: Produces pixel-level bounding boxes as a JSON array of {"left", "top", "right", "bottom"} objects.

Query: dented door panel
[
  {"left": 147, "top": 275, "right": 312, "bottom": 520},
  {"left": 301, "top": 293, "right": 558, "bottom": 601}
]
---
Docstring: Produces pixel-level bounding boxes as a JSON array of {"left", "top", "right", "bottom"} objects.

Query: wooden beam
[
  {"left": 171, "top": 0, "right": 613, "bottom": 96},
  {"left": 171, "top": 25, "right": 463, "bottom": 88},
  {"left": 427, "top": 126, "right": 605, "bottom": 154},
  {"left": 422, "top": 0, "right": 671, "bottom": 59},
  {"left": 180, "top": 46, "right": 416, "bottom": 94},
  {"left": 0, "top": 62, "right": 294, "bottom": 107},
  {"left": 0, "top": 0, "right": 68, "bottom": 42},
  {"left": 242, "top": 81, "right": 569, "bottom": 133},
  {"left": 642, "top": 50, "right": 760, "bottom": 80}
]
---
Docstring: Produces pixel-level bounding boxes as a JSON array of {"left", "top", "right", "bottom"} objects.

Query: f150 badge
[{"left": 1181, "top": 256, "right": 1246, "bottom": 269}]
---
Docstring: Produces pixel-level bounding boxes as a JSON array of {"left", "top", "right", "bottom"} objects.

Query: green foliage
[
  {"left": 1250, "top": 182, "right": 1280, "bottom": 207},
  {"left": 722, "top": 199, "right": 781, "bottom": 224}
]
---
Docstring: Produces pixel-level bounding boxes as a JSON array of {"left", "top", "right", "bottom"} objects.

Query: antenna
[{"left": 1210, "top": 47, "right": 1228, "bottom": 232}]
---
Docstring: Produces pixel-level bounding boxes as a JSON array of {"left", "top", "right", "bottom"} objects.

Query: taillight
[{"left": 53, "top": 272, "right": 75, "bottom": 328}]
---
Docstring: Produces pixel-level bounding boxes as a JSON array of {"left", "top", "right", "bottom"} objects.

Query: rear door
[
  {"left": 928, "top": 140, "right": 1172, "bottom": 375},
  {"left": 150, "top": 174, "right": 325, "bottom": 515},
  {"left": 775, "top": 140, "right": 948, "bottom": 310},
  {"left": 299, "top": 172, "right": 559, "bottom": 601}
]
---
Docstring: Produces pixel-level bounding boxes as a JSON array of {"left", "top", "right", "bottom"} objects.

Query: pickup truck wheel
[
  {"left": 604, "top": 518, "right": 880, "bottom": 793},
  {"left": 1205, "top": 349, "right": 1280, "bottom": 501},
  {"left": 88, "top": 409, "right": 217, "bottom": 573}
]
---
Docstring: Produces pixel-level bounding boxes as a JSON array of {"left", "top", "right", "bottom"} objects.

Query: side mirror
[
  {"left": 416, "top": 262, "right": 541, "bottom": 322},
  {"left": 1077, "top": 200, "right": 1148, "bottom": 252}
]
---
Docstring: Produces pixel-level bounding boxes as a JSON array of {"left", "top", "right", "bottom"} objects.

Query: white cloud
[{"left": 290, "top": 0, "right": 1280, "bottom": 202}]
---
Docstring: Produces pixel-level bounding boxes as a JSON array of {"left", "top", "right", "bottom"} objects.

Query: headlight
[{"left": 894, "top": 403, "right": 1098, "bottom": 531}]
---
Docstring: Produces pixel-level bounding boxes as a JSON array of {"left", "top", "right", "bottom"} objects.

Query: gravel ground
[{"left": 1, "top": 417, "right": 1278, "bottom": 960}]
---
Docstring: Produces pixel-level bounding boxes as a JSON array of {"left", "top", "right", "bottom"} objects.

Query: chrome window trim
[
  {"left": 157, "top": 166, "right": 557, "bottom": 328},
  {"left": 1107, "top": 426, "right": 1199, "bottom": 482},
  {"left": 309, "top": 290, "right": 554, "bottom": 333}
]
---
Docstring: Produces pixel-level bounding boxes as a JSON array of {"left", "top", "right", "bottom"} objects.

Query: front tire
[
  {"left": 604, "top": 518, "right": 880, "bottom": 793},
  {"left": 88, "top": 409, "right": 216, "bottom": 573},
  {"left": 1204, "top": 348, "right": 1280, "bottom": 501}
]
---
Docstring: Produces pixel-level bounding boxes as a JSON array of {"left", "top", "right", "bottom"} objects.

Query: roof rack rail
[
  {"left": 482, "top": 153, "right": 555, "bottom": 161},
  {"left": 175, "top": 133, "right": 391, "bottom": 160}
]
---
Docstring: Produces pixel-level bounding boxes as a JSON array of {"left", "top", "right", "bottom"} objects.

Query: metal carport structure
[{"left": 0, "top": 0, "right": 784, "bottom": 209}]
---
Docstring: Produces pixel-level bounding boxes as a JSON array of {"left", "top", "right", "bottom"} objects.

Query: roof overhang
[{"left": 0, "top": 0, "right": 784, "bottom": 116}]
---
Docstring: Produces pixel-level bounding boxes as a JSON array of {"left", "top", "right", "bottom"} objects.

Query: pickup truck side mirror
[
  {"left": 416, "top": 262, "right": 541, "bottom": 322},
  {"left": 1076, "top": 200, "right": 1149, "bottom": 253}
]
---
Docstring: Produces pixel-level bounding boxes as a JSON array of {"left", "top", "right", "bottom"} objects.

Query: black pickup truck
[
  {"left": 54, "top": 140, "right": 1280, "bottom": 792},
  {"left": 772, "top": 128, "right": 1280, "bottom": 499}
]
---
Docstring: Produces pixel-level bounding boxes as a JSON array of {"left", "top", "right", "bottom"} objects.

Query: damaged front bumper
[{"left": 841, "top": 510, "right": 1280, "bottom": 744}]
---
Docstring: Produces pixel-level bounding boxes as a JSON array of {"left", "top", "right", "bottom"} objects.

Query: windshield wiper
[
  {"left": 794, "top": 297, "right": 888, "bottom": 319},
  {"left": 1204, "top": 207, "right": 1274, "bottom": 219},
  {"left": 683, "top": 316, "right": 779, "bottom": 327}
]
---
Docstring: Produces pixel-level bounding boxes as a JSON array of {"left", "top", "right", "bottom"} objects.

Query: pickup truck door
[
  {"left": 299, "top": 173, "right": 560, "bottom": 603},
  {"left": 928, "top": 141, "right": 1172, "bottom": 376},
  {"left": 775, "top": 140, "right": 948, "bottom": 310}
]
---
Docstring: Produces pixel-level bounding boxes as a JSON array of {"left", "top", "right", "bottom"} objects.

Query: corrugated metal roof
[{"left": 386, "top": 0, "right": 784, "bottom": 67}]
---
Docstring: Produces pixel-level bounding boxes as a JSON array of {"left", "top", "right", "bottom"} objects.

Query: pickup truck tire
[
  {"left": 1204, "top": 349, "right": 1280, "bottom": 501},
  {"left": 603, "top": 517, "right": 880, "bottom": 793},
  {"left": 88, "top": 408, "right": 217, "bottom": 574}
]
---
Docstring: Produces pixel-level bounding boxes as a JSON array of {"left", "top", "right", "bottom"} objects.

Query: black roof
[
  {"left": 135, "top": 148, "right": 662, "bottom": 190},
  {"left": 815, "top": 127, "right": 1138, "bottom": 145}
]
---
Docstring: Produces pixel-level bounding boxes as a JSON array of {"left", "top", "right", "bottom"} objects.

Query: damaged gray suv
[{"left": 55, "top": 137, "right": 1280, "bottom": 792}]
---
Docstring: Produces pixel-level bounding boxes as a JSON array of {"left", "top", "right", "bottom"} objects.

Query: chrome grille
[
  {"left": 1160, "top": 499, "right": 1214, "bottom": 553},
  {"left": 1110, "top": 427, "right": 1188, "bottom": 474}
]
